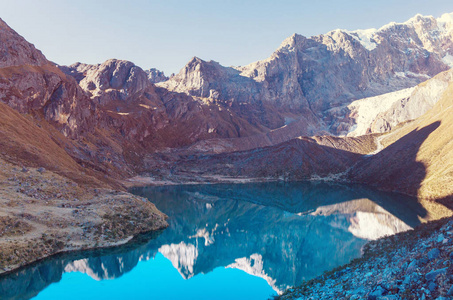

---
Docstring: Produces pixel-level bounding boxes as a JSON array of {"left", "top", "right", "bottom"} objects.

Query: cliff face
[
  {"left": 0, "top": 18, "right": 95, "bottom": 139},
  {"left": 159, "top": 13, "right": 453, "bottom": 135},
  {"left": 60, "top": 59, "right": 264, "bottom": 149}
]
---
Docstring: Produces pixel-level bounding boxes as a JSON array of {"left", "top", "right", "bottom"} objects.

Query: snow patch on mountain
[
  {"left": 347, "top": 87, "right": 415, "bottom": 137},
  {"left": 443, "top": 54, "right": 453, "bottom": 68},
  {"left": 345, "top": 29, "right": 378, "bottom": 51},
  {"left": 437, "top": 12, "right": 453, "bottom": 29},
  {"left": 395, "top": 71, "right": 431, "bottom": 79},
  {"left": 308, "top": 199, "right": 413, "bottom": 240}
]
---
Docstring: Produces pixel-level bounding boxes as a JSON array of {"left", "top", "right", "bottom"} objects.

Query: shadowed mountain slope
[{"left": 349, "top": 81, "right": 453, "bottom": 203}]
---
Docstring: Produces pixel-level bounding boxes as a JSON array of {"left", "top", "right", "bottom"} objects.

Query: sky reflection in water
[{"left": 0, "top": 182, "right": 429, "bottom": 300}]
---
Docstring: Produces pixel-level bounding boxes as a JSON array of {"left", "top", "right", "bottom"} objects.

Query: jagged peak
[
  {"left": 185, "top": 56, "right": 223, "bottom": 67},
  {"left": 437, "top": 12, "right": 453, "bottom": 29},
  {"left": 145, "top": 68, "right": 168, "bottom": 84},
  {"left": 185, "top": 56, "right": 205, "bottom": 66},
  {"left": 99, "top": 58, "right": 136, "bottom": 68},
  {"left": 277, "top": 33, "right": 306, "bottom": 51},
  {"left": 190, "top": 56, "right": 202, "bottom": 62},
  {"left": 378, "top": 12, "right": 452, "bottom": 32},
  {"left": 179, "top": 56, "right": 229, "bottom": 75}
]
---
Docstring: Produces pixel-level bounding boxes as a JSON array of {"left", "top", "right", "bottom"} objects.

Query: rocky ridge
[
  {"left": 159, "top": 13, "right": 453, "bottom": 136},
  {"left": 146, "top": 68, "right": 169, "bottom": 83},
  {"left": 149, "top": 68, "right": 453, "bottom": 206}
]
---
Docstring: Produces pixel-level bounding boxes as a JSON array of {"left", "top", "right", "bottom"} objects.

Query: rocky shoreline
[
  {"left": 278, "top": 216, "right": 453, "bottom": 300},
  {"left": 0, "top": 158, "right": 168, "bottom": 275},
  {"left": 2, "top": 157, "right": 453, "bottom": 300}
]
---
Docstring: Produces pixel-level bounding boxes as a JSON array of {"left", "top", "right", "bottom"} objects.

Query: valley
[{"left": 0, "top": 9, "right": 453, "bottom": 299}]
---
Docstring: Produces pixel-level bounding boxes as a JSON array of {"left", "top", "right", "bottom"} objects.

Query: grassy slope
[{"left": 349, "top": 82, "right": 453, "bottom": 204}]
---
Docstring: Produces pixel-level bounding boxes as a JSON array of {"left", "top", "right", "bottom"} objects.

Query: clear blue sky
[{"left": 1, "top": 0, "right": 453, "bottom": 75}]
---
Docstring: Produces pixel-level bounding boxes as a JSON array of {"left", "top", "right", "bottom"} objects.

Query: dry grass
[
  {"left": 0, "top": 157, "right": 168, "bottom": 274},
  {"left": 380, "top": 82, "right": 453, "bottom": 201}
]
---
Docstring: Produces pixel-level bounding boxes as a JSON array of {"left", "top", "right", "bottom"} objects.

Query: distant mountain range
[
  {"left": 0, "top": 12, "right": 452, "bottom": 203},
  {"left": 158, "top": 13, "right": 453, "bottom": 135}
]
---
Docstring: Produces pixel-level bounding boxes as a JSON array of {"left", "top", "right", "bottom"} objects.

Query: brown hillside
[{"left": 350, "top": 82, "right": 453, "bottom": 204}]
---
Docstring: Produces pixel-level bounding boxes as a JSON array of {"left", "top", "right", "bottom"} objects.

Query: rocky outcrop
[
  {"left": 0, "top": 158, "right": 168, "bottom": 276},
  {"left": 146, "top": 68, "right": 168, "bottom": 83},
  {"left": 63, "top": 59, "right": 158, "bottom": 105},
  {"left": 62, "top": 59, "right": 265, "bottom": 146},
  {"left": 160, "top": 13, "right": 453, "bottom": 135}
]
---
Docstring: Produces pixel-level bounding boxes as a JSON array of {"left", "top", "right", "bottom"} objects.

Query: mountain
[
  {"left": 159, "top": 13, "right": 453, "bottom": 136},
  {"left": 145, "top": 68, "right": 169, "bottom": 83},
  {"left": 1, "top": 12, "right": 452, "bottom": 199},
  {"left": 0, "top": 8, "right": 453, "bottom": 286},
  {"left": 348, "top": 75, "right": 453, "bottom": 203},
  {"left": 60, "top": 59, "right": 264, "bottom": 152},
  {"left": 161, "top": 68, "right": 453, "bottom": 205},
  {"left": 0, "top": 18, "right": 170, "bottom": 274},
  {"left": 0, "top": 19, "right": 96, "bottom": 139},
  {"left": 0, "top": 15, "right": 265, "bottom": 184},
  {"left": 346, "top": 69, "right": 453, "bottom": 136}
]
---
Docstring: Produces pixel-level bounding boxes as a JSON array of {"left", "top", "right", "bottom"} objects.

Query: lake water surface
[{"left": 0, "top": 182, "right": 431, "bottom": 300}]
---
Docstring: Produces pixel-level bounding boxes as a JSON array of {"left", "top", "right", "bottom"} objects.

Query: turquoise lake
[{"left": 0, "top": 182, "right": 429, "bottom": 300}]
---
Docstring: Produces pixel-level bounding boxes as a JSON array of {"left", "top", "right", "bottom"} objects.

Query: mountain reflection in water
[{"left": 0, "top": 182, "right": 432, "bottom": 299}]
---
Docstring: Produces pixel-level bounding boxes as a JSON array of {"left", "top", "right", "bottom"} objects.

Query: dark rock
[
  {"left": 405, "top": 259, "right": 418, "bottom": 274},
  {"left": 425, "top": 267, "right": 448, "bottom": 281},
  {"left": 420, "top": 257, "right": 429, "bottom": 265},
  {"left": 368, "top": 286, "right": 387, "bottom": 300},
  {"left": 448, "top": 284, "right": 453, "bottom": 296},
  {"left": 376, "top": 295, "right": 400, "bottom": 300},
  {"left": 428, "top": 248, "right": 440, "bottom": 260},
  {"left": 37, "top": 167, "right": 46, "bottom": 173},
  {"left": 437, "top": 234, "right": 445, "bottom": 243}
]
